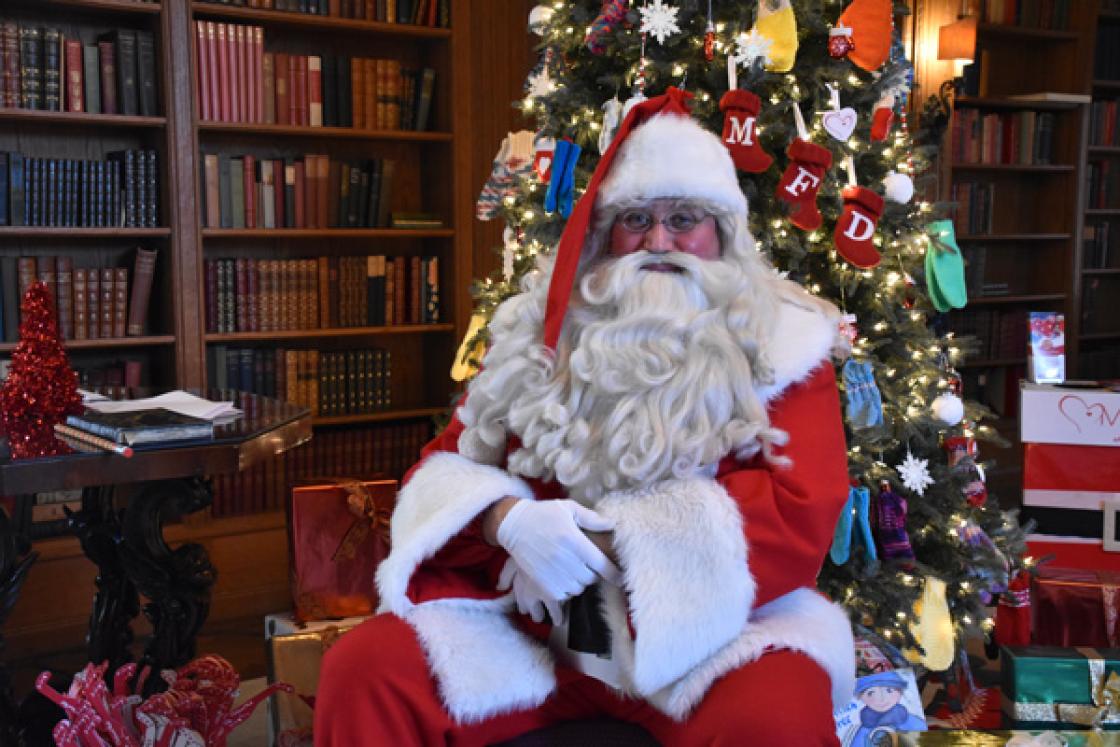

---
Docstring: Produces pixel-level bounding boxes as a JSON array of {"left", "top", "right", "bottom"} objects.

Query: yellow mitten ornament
[
  {"left": 839, "top": 0, "right": 893, "bottom": 72},
  {"left": 450, "top": 312, "right": 489, "bottom": 382},
  {"left": 906, "top": 575, "right": 955, "bottom": 671},
  {"left": 752, "top": 0, "right": 798, "bottom": 73}
]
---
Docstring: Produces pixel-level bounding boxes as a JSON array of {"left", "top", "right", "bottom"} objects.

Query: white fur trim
[
  {"left": 758, "top": 298, "right": 838, "bottom": 403},
  {"left": 376, "top": 451, "right": 535, "bottom": 616},
  {"left": 595, "top": 478, "right": 753, "bottom": 696},
  {"left": 405, "top": 601, "right": 556, "bottom": 723},
  {"left": 647, "top": 588, "right": 856, "bottom": 720},
  {"left": 598, "top": 115, "right": 748, "bottom": 217}
]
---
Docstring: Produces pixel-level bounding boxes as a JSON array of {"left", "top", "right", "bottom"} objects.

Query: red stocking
[
  {"left": 833, "top": 185, "right": 883, "bottom": 268},
  {"left": 775, "top": 139, "right": 831, "bottom": 231},
  {"left": 720, "top": 89, "right": 772, "bottom": 173},
  {"left": 870, "top": 93, "right": 895, "bottom": 142}
]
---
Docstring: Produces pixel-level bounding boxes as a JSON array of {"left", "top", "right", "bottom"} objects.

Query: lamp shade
[{"left": 938, "top": 15, "right": 977, "bottom": 62}]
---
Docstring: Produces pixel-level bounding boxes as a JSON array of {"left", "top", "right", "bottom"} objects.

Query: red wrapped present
[
  {"left": 289, "top": 479, "right": 397, "bottom": 623},
  {"left": 1032, "top": 566, "right": 1120, "bottom": 648}
]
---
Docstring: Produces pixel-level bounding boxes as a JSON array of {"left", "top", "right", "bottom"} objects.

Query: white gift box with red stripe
[{"left": 1021, "top": 383, "right": 1120, "bottom": 543}]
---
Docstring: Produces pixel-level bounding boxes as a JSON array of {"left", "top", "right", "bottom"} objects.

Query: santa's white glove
[
  {"left": 495, "top": 499, "right": 622, "bottom": 601},
  {"left": 497, "top": 558, "right": 564, "bottom": 624}
]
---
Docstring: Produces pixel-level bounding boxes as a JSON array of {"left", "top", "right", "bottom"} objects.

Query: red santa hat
[{"left": 541, "top": 86, "right": 749, "bottom": 351}]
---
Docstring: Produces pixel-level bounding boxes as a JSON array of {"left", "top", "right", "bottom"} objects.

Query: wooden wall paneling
[
  {"left": 451, "top": 0, "right": 475, "bottom": 347},
  {"left": 165, "top": 0, "right": 206, "bottom": 388}
]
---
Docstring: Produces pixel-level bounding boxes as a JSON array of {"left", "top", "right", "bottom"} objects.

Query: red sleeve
[
  {"left": 402, "top": 405, "right": 510, "bottom": 604},
  {"left": 717, "top": 363, "right": 849, "bottom": 609}
]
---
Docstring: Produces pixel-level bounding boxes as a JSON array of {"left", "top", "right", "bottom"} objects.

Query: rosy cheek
[{"left": 609, "top": 224, "right": 641, "bottom": 256}]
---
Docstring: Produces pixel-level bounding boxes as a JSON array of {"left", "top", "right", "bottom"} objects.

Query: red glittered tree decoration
[{"left": 0, "top": 281, "right": 83, "bottom": 459}]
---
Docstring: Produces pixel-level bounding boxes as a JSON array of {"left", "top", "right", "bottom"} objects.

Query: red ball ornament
[{"left": 0, "top": 281, "right": 83, "bottom": 459}]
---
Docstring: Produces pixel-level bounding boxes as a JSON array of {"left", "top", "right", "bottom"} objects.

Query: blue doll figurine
[{"left": 847, "top": 671, "right": 925, "bottom": 747}]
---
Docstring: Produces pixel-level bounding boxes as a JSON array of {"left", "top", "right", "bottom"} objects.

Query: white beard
[{"left": 457, "top": 250, "right": 788, "bottom": 505}]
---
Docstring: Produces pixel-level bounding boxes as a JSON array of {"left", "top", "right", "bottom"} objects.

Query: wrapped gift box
[
  {"left": 1020, "top": 383, "right": 1120, "bottom": 542},
  {"left": 1032, "top": 567, "right": 1120, "bottom": 648},
  {"left": 1001, "top": 645, "right": 1120, "bottom": 730},
  {"left": 266, "top": 612, "right": 368, "bottom": 746},
  {"left": 289, "top": 479, "right": 396, "bottom": 622},
  {"left": 902, "top": 732, "right": 1120, "bottom": 746}
]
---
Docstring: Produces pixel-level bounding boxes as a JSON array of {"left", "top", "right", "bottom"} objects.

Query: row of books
[
  {"left": 950, "top": 309, "right": 1030, "bottom": 361},
  {"left": 0, "top": 150, "right": 159, "bottom": 228},
  {"left": 211, "top": 346, "right": 392, "bottom": 416},
  {"left": 209, "top": 420, "right": 433, "bottom": 518},
  {"left": 951, "top": 109, "right": 1056, "bottom": 166},
  {"left": 1089, "top": 98, "right": 1120, "bottom": 147},
  {"left": 1, "top": 250, "right": 157, "bottom": 342},
  {"left": 1096, "top": 26, "right": 1120, "bottom": 82},
  {"left": 76, "top": 359, "right": 144, "bottom": 389},
  {"left": 1083, "top": 221, "right": 1116, "bottom": 270},
  {"left": 980, "top": 0, "right": 1071, "bottom": 29},
  {"left": 204, "top": 254, "right": 440, "bottom": 332},
  {"left": 950, "top": 181, "right": 994, "bottom": 236},
  {"left": 193, "top": 22, "right": 435, "bottom": 131},
  {"left": 1086, "top": 158, "right": 1120, "bottom": 210},
  {"left": 1, "top": 24, "right": 158, "bottom": 116},
  {"left": 200, "top": 154, "right": 396, "bottom": 230},
  {"left": 198, "top": 0, "right": 450, "bottom": 27}
]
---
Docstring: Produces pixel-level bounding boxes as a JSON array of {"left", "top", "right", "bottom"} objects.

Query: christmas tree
[
  {"left": 462, "top": 0, "right": 1033, "bottom": 668},
  {"left": 0, "top": 281, "right": 83, "bottom": 459}
]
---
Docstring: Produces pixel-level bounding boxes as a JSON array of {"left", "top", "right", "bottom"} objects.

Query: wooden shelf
[
  {"left": 1085, "top": 208, "right": 1120, "bottom": 216},
  {"left": 959, "top": 357, "right": 1027, "bottom": 368},
  {"left": 956, "top": 233, "right": 1071, "bottom": 242},
  {"left": 313, "top": 407, "right": 447, "bottom": 426},
  {"left": 0, "top": 227, "right": 172, "bottom": 237},
  {"left": 201, "top": 228, "right": 453, "bottom": 238},
  {"left": 206, "top": 324, "right": 453, "bottom": 342},
  {"left": 951, "top": 163, "right": 1076, "bottom": 172},
  {"left": 8, "top": 0, "right": 161, "bottom": 16},
  {"left": 0, "top": 109, "right": 166, "bottom": 128},
  {"left": 0, "top": 335, "right": 175, "bottom": 353},
  {"left": 976, "top": 23, "right": 1079, "bottom": 40},
  {"left": 1088, "top": 145, "right": 1120, "bottom": 155},
  {"left": 1093, "top": 79, "right": 1120, "bottom": 90},
  {"left": 968, "top": 293, "right": 1066, "bottom": 305},
  {"left": 954, "top": 96, "right": 1087, "bottom": 111},
  {"left": 1083, "top": 268, "right": 1120, "bottom": 275},
  {"left": 1081, "top": 331, "right": 1120, "bottom": 341},
  {"left": 197, "top": 121, "right": 452, "bottom": 142},
  {"left": 190, "top": 2, "right": 451, "bottom": 38}
]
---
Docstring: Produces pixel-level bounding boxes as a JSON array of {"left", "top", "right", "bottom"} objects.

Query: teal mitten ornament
[{"left": 924, "top": 220, "right": 968, "bottom": 312}]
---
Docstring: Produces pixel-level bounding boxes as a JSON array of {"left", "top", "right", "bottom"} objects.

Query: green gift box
[
  {"left": 900, "top": 732, "right": 1120, "bottom": 746},
  {"left": 1002, "top": 645, "right": 1120, "bottom": 730}
]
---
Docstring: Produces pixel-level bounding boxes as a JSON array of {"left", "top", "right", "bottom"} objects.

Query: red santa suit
[{"left": 316, "top": 89, "right": 855, "bottom": 746}]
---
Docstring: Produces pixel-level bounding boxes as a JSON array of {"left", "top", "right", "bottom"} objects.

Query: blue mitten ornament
[
  {"left": 842, "top": 359, "right": 884, "bottom": 429},
  {"left": 544, "top": 138, "right": 581, "bottom": 218}
]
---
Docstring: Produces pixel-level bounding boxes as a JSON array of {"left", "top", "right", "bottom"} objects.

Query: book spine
[
  {"left": 253, "top": 26, "right": 264, "bottom": 123},
  {"left": 43, "top": 28, "right": 60, "bottom": 112},
  {"left": 64, "top": 39, "right": 83, "bottom": 112},
  {"left": 145, "top": 149, "right": 158, "bottom": 227},
  {"left": 115, "top": 29, "right": 138, "bottom": 116},
  {"left": 295, "top": 54, "right": 308, "bottom": 126},
  {"left": 350, "top": 57, "right": 364, "bottom": 129},
  {"left": 126, "top": 247, "right": 157, "bottom": 336},
  {"left": 308, "top": 55, "right": 322, "bottom": 127},
  {"left": 204, "top": 259, "right": 218, "bottom": 333},
  {"left": 243, "top": 153, "right": 256, "bottom": 229},
  {"left": 20, "top": 26, "right": 43, "bottom": 110},
  {"left": 195, "top": 22, "right": 210, "bottom": 121},
  {"left": 98, "top": 40, "right": 116, "bottom": 115},
  {"left": 274, "top": 52, "right": 290, "bottom": 126},
  {"left": 82, "top": 45, "right": 100, "bottom": 115},
  {"left": 216, "top": 23, "right": 230, "bottom": 121},
  {"left": 229, "top": 24, "right": 242, "bottom": 122},
  {"left": 1, "top": 22, "right": 18, "bottom": 108},
  {"left": 136, "top": 31, "right": 157, "bottom": 116},
  {"left": 262, "top": 51, "right": 275, "bottom": 124},
  {"left": 55, "top": 255, "right": 73, "bottom": 339},
  {"left": 72, "top": 268, "right": 88, "bottom": 340},
  {"left": 113, "top": 266, "right": 128, "bottom": 338}
]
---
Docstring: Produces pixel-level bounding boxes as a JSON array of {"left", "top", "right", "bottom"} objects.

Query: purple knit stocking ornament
[
  {"left": 586, "top": 0, "right": 629, "bottom": 55},
  {"left": 876, "top": 482, "right": 916, "bottom": 565}
]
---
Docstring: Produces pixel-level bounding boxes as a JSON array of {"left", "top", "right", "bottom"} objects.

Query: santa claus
[{"left": 316, "top": 88, "right": 855, "bottom": 746}]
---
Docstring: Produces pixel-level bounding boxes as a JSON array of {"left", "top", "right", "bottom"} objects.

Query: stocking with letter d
[{"left": 833, "top": 185, "right": 883, "bottom": 268}]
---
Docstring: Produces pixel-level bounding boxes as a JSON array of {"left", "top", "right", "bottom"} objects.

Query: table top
[{"left": 0, "top": 390, "right": 312, "bottom": 495}]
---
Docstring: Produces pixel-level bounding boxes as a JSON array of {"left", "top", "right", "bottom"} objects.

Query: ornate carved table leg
[
  {"left": 118, "top": 477, "right": 216, "bottom": 690},
  {"left": 0, "top": 500, "right": 36, "bottom": 745},
  {"left": 68, "top": 485, "right": 139, "bottom": 672}
]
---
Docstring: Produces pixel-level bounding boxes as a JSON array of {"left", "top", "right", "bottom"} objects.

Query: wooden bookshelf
[
  {"left": 6, "top": 0, "right": 162, "bottom": 16},
  {"left": 950, "top": 163, "right": 1076, "bottom": 172},
  {"left": 197, "top": 120, "right": 452, "bottom": 141},
  {"left": 201, "top": 228, "right": 454, "bottom": 238},
  {"left": 0, "top": 335, "right": 175, "bottom": 353},
  {"left": 313, "top": 407, "right": 448, "bottom": 426},
  {"left": 205, "top": 324, "right": 454, "bottom": 342},
  {"left": 0, "top": 108, "right": 166, "bottom": 128},
  {"left": 956, "top": 233, "right": 1072, "bottom": 241},
  {"left": 190, "top": 2, "right": 452, "bottom": 38},
  {"left": 0, "top": 227, "right": 171, "bottom": 237}
]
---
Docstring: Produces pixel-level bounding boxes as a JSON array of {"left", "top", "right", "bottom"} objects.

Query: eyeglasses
[{"left": 614, "top": 208, "right": 711, "bottom": 235}]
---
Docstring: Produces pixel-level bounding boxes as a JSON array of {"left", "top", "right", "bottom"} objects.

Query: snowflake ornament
[
  {"left": 527, "top": 67, "right": 554, "bottom": 99},
  {"left": 731, "top": 28, "right": 773, "bottom": 68},
  {"left": 896, "top": 450, "right": 934, "bottom": 496},
  {"left": 639, "top": 0, "right": 680, "bottom": 45}
]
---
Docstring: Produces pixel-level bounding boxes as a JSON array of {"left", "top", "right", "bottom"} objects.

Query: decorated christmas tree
[
  {"left": 464, "top": 0, "right": 1031, "bottom": 668},
  {"left": 0, "top": 281, "right": 83, "bottom": 459}
]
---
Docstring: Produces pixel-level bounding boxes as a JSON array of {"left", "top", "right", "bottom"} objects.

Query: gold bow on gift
[{"left": 331, "top": 480, "right": 393, "bottom": 563}]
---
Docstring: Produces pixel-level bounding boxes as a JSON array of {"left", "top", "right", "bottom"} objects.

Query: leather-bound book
[
  {"left": 112, "top": 266, "right": 128, "bottom": 338},
  {"left": 20, "top": 25, "right": 43, "bottom": 110},
  {"left": 308, "top": 55, "right": 322, "bottom": 127},
  {"left": 234, "top": 257, "right": 249, "bottom": 331},
  {"left": 243, "top": 153, "right": 256, "bottom": 229},
  {"left": 204, "top": 259, "right": 219, "bottom": 333},
  {"left": 262, "top": 51, "right": 275, "bottom": 123},
  {"left": 1, "top": 22, "right": 18, "bottom": 108},
  {"left": 320, "top": 55, "right": 335, "bottom": 127},
  {"left": 126, "top": 247, "right": 157, "bottom": 336},
  {"left": 144, "top": 149, "right": 158, "bottom": 227},
  {"left": 55, "top": 255, "right": 73, "bottom": 339},
  {"left": 36, "top": 255, "right": 56, "bottom": 310},
  {"left": 136, "top": 31, "right": 157, "bottom": 116},
  {"left": 363, "top": 58, "right": 376, "bottom": 130},
  {"left": 337, "top": 55, "right": 352, "bottom": 127},
  {"left": 195, "top": 22, "right": 210, "bottom": 120},
  {"left": 64, "top": 39, "right": 83, "bottom": 112},
  {"left": 85, "top": 267, "right": 100, "bottom": 339},
  {"left": 216, "top": 23, "right": 230, "bottom": 121},
  {"left": 97, "top": 39, "right": 117, "bottom": 114},
  {"left": 42, "top": 28, "right": 60, "bottom": 112},
  {"left": 350, "top": 57, "right": 364, "bottom": 129},
  {"left": 274, "top": 51, "right": 290, "bottom": 125},
  {"left": 246, "top": 257, "right": 260, "bottom": 332},
  {"left": 72, "top": 267, "right": 88, "bottom": 340},
  {"left": 99, "top": 267, "right": 114, "bottom": 338},
  {"left": 293, "top": 159, "right": 305, "bottom": 229},
  {"left": 295, "top": 55, "right": 309, "bottom": 126},
  {"left": 101, "top": 29, "right": 137, "bottom": 116}
]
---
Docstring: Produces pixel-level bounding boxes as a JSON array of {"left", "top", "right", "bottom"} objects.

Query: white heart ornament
[
  {"left": 535, "top": 156, "right": 552, "bottom": 181},
  {"left": 822, "top": 107, "right": 857, "bottom": 142}
]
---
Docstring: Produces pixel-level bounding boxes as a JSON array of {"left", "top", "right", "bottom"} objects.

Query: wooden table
[{"left": 0, "top": 390, "right": 310, "bottom": 741}]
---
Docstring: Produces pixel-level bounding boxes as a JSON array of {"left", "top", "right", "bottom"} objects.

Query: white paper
[
  {"left": 86, "top": 390, "right": 242, "bottom": 421},
  {"left": 1021, "top": 382, "right": 1120, "bottom": 446},
  {"left": 78, "top": 389, "right": 110, "bottom": 403}
]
